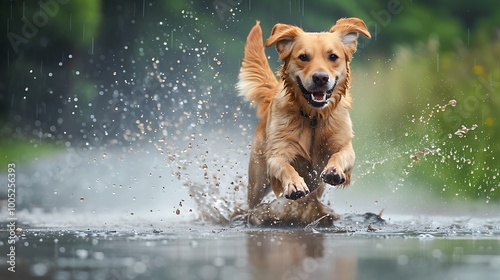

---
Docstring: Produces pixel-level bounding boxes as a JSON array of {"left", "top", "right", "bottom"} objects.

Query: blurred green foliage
[
  {"left": 352, "top": 39, "right": 500, "bottom": 201},
  {"left": 0, "top": 139, "right": 61, "bottom": 167},
  {"left": 0, "top": 0, "right": 499, "bottom": 201}
]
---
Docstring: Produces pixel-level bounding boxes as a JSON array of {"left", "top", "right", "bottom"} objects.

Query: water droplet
[
  {"left": 75, "top": 249, "right": 88, "bottom": 259},
  {"left": 31, "top": 263, "right": 48, "bottom": 277}
]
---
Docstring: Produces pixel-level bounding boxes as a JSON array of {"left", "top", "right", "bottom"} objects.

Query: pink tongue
[{"left": 312, "top": 92, "right": 325, "bottom": 101}]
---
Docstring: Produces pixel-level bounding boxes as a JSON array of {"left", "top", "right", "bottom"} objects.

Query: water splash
[
  {"left": 353, "top": 98, "right": 498, "bottom": 202},
  {"left": 452, "top": 124, "right": 478, "bottom": 138}
]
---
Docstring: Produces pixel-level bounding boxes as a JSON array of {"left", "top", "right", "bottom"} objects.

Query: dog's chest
[
  {"left": 298, "top": 118, "right": 331, "bottom": 166},
  {"left": 267, "top": 111, "right": 334, "bottom": 165}
]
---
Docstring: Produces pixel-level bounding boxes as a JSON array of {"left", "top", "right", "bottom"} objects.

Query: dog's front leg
[
  {"left": 267, "top": 155, "right": 310, "bottom": 200},
  {"left": 321, "top": 142, "right": 355, "bottom": 187}
]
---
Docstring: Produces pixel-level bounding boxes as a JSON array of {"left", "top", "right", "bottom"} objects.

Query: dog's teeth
[{"left": 312, "top": 93, "right": 326, "bottom": 102}]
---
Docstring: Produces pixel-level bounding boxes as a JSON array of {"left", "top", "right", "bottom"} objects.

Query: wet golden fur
[{"left": 238, "top": 18, "right": 371, "bottom": 215}]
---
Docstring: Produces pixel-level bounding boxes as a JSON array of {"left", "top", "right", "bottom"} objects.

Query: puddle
[{"left": 1, "top": 215, "right": 499, "bottom": 280}]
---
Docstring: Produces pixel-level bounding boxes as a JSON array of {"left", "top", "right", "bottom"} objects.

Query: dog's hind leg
[
  {"left": 248, "top": 154, "right": 270, "bottom": 208},
  {"left": 247, "top": 123, "right": 271, "bottom": 208}
]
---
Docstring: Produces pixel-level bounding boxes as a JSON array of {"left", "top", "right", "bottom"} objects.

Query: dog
[{"left": 237, "top": 18, "right": 370, "bottom": 224}]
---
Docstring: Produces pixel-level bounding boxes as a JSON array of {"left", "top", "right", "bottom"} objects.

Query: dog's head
[{"left": 265, "top": 18, "right": 370, "bottom": 111}]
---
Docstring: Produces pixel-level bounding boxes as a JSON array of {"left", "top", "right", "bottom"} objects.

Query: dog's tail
[{"left": 237, "top": 21, "right": 279, "bottom": 118}]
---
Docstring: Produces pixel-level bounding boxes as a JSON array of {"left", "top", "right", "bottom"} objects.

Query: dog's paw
[
  {"left": 283, "top": 178, "right": 310, "bottom": 200},
  {"left": 321, "top": 166, "right": 346, "bottom": 186},
  {"left": 285, "top": 190, "right": 307, "bottom": 200}
]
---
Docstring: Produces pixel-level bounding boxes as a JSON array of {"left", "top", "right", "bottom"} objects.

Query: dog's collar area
[
  {"left": 299, "top": 108, "right": 318, "bottom": 127},
  {"left": 296, "top": 76, "right": 337, "bottom": 108}
]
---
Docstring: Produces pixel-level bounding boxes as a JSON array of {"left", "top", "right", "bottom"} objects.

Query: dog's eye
[
  {"left": 329, "top": 54, "right": 339, "bottom": 62},
  {"left": 298, "top": 54, "right": 309, "bottom": 62}
]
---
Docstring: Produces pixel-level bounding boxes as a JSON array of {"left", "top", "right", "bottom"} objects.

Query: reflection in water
[
  {"left": 0, "top": 222, "right": 499, "bottom": 280},
  {"left": 247, "top": 231, "right": 356, "bottom": 280}
]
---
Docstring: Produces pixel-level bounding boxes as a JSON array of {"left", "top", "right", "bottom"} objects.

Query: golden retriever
[{"left": 237, "top": 18, "right": 370, "bottom": 224}]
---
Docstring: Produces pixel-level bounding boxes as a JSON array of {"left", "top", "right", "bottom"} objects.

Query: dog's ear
[
  {"left": 330, "top": 18, "right": 371, "bottom": 58},
  {"left": 265, "top": 24, "right": 302, "bottom": 60}
]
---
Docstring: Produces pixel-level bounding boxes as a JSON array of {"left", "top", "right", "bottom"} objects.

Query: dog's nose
[{"left": 312, "top": 72, "right": 329, "bottom": 86}]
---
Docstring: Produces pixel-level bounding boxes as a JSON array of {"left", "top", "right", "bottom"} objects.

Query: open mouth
[{"left": 297, "top": 77, "right": 337, "bottom": 108}]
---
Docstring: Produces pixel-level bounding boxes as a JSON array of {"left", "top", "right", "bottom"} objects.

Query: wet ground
[{"left": 1, "top": 213, "right": 499, "bottom": 280}]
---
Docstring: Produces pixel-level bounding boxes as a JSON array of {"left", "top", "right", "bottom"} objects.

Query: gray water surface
[{"left": 1, "top": 214, "right": 500, "bottom": 280}]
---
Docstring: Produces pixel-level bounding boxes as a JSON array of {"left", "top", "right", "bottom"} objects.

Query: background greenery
[{"left": 1, "top": 0, "right": 499, "bottom": 201}]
